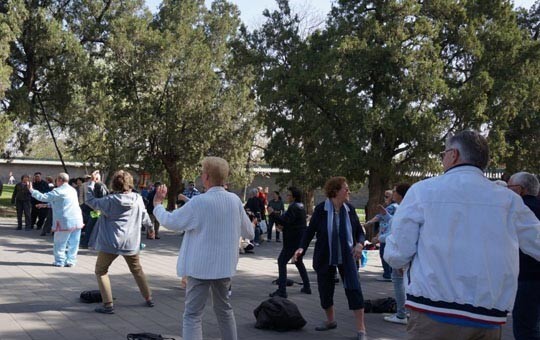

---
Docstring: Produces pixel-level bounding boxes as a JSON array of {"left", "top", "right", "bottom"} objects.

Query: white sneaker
[{"left": 384, "top": 314, "right": 408, "bottom": 325}]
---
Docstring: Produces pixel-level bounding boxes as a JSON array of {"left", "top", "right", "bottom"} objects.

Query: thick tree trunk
[
  {"left": 366, "top": 169, "right": 391, "bottom": 242},
  {"left": 163, "top": 161, "right": 182, "bottom": 211}
]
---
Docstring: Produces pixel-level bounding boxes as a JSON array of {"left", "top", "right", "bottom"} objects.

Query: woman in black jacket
[
  {"left": 294, "top": 177, "right": 367, "bottom": 340},
  {"left": 268, "top": 187, "right": 311, "bottom": 298}
]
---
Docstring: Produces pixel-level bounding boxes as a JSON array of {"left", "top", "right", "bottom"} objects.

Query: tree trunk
[
  {"left": 366, "top": 169, "right": 391, "bottom": 241},
  {"left": 304, "top": 189, "right": 315, "bottom": 215},
  {"left": 163, "top": 161, "right": 182, "bottom": 211}
]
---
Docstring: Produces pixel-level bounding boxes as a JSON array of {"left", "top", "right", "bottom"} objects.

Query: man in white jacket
[
  {"left": 153, "top": 156, "right": 254, "bottom": 340},
  {"left": 384, "top": 130, "right": 540, "bottom": 340}
]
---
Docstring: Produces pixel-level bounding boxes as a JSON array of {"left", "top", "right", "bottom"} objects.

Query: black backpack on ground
[
  {"left": 253, "top": 296, "right": 306, "bottom": 331},
  {"left": 79, "top": 290, "right": 102, "bottom": 303},
  {"left": 363, "top": 297, "right": 397, "bottom": 313},
  {"left": 126, "top": 333, "right": 175, "bottom": 340}
]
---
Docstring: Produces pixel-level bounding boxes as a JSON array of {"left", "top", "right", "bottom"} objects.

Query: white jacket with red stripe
[{"left": 384, "top": 165, "right": 540, "bottom": 324}]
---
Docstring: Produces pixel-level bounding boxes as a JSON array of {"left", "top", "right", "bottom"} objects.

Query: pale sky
[{"left": 145, "top": 0, "right": 537, "bottom": 28}]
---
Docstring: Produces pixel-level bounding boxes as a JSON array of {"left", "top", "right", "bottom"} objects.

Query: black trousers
[
  {"left": 31, "top": 204, "right": 48, "bottom": 228},
  {"left": 277, "top": 246, "right": 310, "bottom": 292},
  {"left": 277, "top": 229, "right": 310, "bottom": 292},
  {"left": 41, "top": 209, "right": 53, "bottom": 234},
  {"left": 16, "top": 200, "right": 32, "bottom": 228},
  {"left": 317, "top": 264, "right": 364, "bottom": 310}
]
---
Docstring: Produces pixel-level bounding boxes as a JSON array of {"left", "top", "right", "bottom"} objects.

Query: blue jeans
[
  {"left": 379, "top": 242, "right": 392, "bottom": 278},
  {"left": 513, "top": 280, "right": 540, "bottom": 340},
  {"left": 392, "top": 268, "right": 406, "bottom": 319},
  {"left": 53, "top": 229, "right": 82, "bottom": 266},
  {"left": 184, "top": 277, "right": 237, "bottom": 340}
]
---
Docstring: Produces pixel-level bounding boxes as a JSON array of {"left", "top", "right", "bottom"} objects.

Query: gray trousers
[{"left": 183, "top": 277, "right": 237, "bottom": 340}]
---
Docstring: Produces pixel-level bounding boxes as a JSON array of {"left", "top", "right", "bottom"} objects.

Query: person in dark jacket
[
  {"left": 268, "top": 187, "right": 311, "bottom": 298},
  {"left": 508, "top": 171, "right": 540, "bottom": 340},
  {"left": 267, "top": 191, "right": 285, "bottom": 242},
  {"left": 80, "top": 171, "right": 108, "bottom": 248},
  {"left": 12, "top": 175, "right": 32, "bottom": 230},
  {"left": 294, "top": 176, "right": 367, "bottom": 340},
  {"left": 145, "top": 181, "right": 161, "bottom": 239},
  {"left": 31, "top": 172, "right": 51, "bottom": 230}
]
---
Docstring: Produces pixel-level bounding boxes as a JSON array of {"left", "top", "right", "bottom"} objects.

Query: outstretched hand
[{"left": 154, "top": 184, "right": 168, "bottom": 206}]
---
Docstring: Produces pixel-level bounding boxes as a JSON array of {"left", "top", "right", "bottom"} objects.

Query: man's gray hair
[
  {"left": 446, "top": 130, "right": 490, "bottom": 170},
  {"left": 57, "top": 173, "right": 69, "bottom": 182},
  {"left": 510, "top": 172, "right": 540, "bottom": 196},
  {"left": 250, "top": 188, "right": 258, "bottom": 197}
]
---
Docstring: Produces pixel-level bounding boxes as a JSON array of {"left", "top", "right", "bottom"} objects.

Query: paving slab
[{"left": 0, "top": 217, "right": 514, "bottom": 340}]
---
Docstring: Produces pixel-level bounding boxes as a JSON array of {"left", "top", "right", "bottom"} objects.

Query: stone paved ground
[{"left": 0, "top": 217, "right": 514, "bottom": 340}]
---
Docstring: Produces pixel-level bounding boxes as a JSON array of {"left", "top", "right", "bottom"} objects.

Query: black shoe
[
  {"left": 95, "top": 306, "right": 114, "bottom": 314},
  {"left": 300, "top": 287, "right": 312, "bottom": 294},
  {"left": 269, "top": 290, "right": 287, "bottom": 298},
  {"left": 79, "top": 245, "right": 88, "bottom": 249},
  {"left": 276, "top": 239, "right": 281, "bottom": 243},
  {"left": 36, "top": 226, "right": 42, "bottom": 230},
  {"left": 16, "top": 227, "right": 22, "bottom": 230},
  {"left": 145, "top": 300, "right": 155, "bottom": 307}
]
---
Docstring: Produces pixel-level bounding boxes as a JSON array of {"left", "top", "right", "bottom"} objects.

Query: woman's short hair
[
  {"left": 201, "top": 157, "right": 229, "bottom": 185},
  {"left": 324, "top": 176, "right": 347, "bottom": 198},
  {"left": 111, "top": 170, "right": 133, "bottom": 192},
  {"left": 287, "top": 187, "right": 302, "bottom": 202}
]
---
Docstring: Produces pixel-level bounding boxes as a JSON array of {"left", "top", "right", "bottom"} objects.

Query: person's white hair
[
  {"left": 510, "top": 172, "right": 540, "bottom": 196},
  {"left": 57, "top": 173, "right": 69, "bottom": 182},
  {"left": 250, "top": 188, "right": 258, "bottom": 197}
]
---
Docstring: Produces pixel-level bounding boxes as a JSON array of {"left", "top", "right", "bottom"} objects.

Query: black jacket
[
  {"left": 300, "top": 201, "right": 365, "bottom": 273},
  {"left": 273, "top": 201, "right": 306, "bottom": 246},
  {"left": 519, "top": 195, "right": 540, "bottom": 281},
  {"left": 245, "top": 196, "right": 265, "bottom": 220}
]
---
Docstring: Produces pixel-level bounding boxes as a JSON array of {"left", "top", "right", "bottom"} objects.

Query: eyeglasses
[
  {"left": 507, "top": 184, "right": 522, "bottom": 189},
  {"left": 439, "top": 148, "right": 455, "bottom": 160},
  {"left": 384, "top": 195, "right": 391, "bottom": 199}
]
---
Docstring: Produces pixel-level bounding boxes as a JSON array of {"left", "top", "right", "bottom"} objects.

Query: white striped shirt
[{"left": 153, "top": 186, "right": 254, "bottom": 279}]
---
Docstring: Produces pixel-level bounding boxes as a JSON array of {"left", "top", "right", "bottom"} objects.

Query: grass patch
[
  {"left": 0, "top": 185, "right": 14, "bottom": 207},
  {"left": 0, "top": 185, "right": 16, "bottom": 217}
]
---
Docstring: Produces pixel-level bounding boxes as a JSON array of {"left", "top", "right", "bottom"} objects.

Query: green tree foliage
[
  {"left": 66, "top": 0, "right": 257, "bottom": 204},
  {"left": 500, "top": 1, "right": 540, "bottom": 174},
  {"left": 243, "top": 0, "right": 534, "bottom": 226}
]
